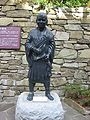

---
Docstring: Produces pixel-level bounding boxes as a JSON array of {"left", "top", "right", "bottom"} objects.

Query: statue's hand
[
  {"left": 32, "top": 47, "right": 41, "bottom": 54},
  {"left": 44, "top": 54, "right": 49, "bottom": 60},
  {"left": 36, "top": 48, "right": 41, "bottom": 53}
]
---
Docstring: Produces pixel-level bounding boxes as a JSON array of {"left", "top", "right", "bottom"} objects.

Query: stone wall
[{"left": 0, "top": 0, "right": 90, "bottom": 101}]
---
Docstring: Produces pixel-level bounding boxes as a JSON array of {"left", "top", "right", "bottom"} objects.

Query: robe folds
[{"left": 25, "top": 27, "right": 55, "bottom": 83}]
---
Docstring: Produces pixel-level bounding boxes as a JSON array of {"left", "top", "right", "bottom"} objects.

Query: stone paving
[
  {"left": 62, "top": 102, "right": 90, "bottom": 120},
  {"left": 0, "top": 101, "right": 90, "bottom": 120}
]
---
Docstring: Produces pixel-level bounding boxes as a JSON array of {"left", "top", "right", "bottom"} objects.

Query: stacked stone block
[{"left": 0, "top": 0, "right": 90, "bottom": 101}]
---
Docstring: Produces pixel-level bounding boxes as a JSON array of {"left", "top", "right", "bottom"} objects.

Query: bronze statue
[{"left": 25, "top": 12, "right": 55, "bottom": 101}]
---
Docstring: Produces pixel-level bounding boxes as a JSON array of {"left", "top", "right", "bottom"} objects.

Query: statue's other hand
[
  {"left": 32, "top": 47, "right": 41, "bottom": 54},
  {"left": 44, "top": 54, "right": 49, "bottom": 60},
  {"left": 37, "top": 48, "right": 41, "bottom": 53}
]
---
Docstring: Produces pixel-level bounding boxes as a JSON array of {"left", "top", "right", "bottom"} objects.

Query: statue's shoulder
[
  {"left": 29, "top": 28, "right": 37, "bottom": 35},
  {"left": 46, "top": 28, "right": 54, "bottom": 39}
]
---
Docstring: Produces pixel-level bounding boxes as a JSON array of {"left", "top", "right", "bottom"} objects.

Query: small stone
[
  {"left": 85, "top": 66, "right": 90, "bottom": 71},
  {"left": 55, "top": 40, "right": 63, "bottom": 46},
  {"left": 0, "top": 53, "right": 5, "bottom": 56},
  {"left": 77, "top": 39, "right": 90, "bottom": 44},
  {"left": 48, "top": 19, "right": 53, "bottom": 25},
  {"left": 78, "top": 63, "right": 87, "bottom": 67},
  {"left": 84, "top": 31, "right": 90, "bottom": 35},
  {"left": 70, "top": 31, "right": 83, "bottom": 39},
  {"left": 0, "top": 0, "right": 8, "bottom": 5},
  {"left": 2, "top": 86, "right": 10, "bottom": 90},
  {"left": 51, "top": 25, "right": 64, "bottom": 31},
  {"left": 1, "top": 61, "right": 8, "bottom": 64},
  {"left": 3, "top": 90, "right": 15, "bottom": 97},
  {"left": 2, "top": 5, "right": 15, "bottom": 12},
  {"left": 63, "top": 44, "right": 74, "bottom": 49},
  {"left": 56, "top": 8, "right": 67, "bottom": 19},
  {"left": 64, "top": 24, "right": 82, "bottom": 30},
  {"left": 72, "top": 7, "right": 84, "bottom": 13},
  {"left": 63, "top": 63, "right": 78, "bottom": 68},
  {"left": 21, "top": 39, "right": 26, "bottom": 44},
  {"left": 22, "top": 55, "right": 28, "bottom": 65},
  {"left": 53, "top": 20, "right": 66, "bottom": 25},
  {"left": 0, "top": 11, "right": 6, "bottom": 16},
  {"left": 8, "top": 59, "right": 21, "bottom": 65},
  {"left": 78, "top": 49, "right": 90, "bottom": 58},
  {"left": 82, "top": 25, "right": 90, "bottom": 31},
  {"left": 0, "top": 93, "right": 3, "bottom": 102},
  {"left": 51, "top": 77, "right": 67, "bottom": 86},
  {"left": 13, "top": 22, "right": 36, "bottom": 27},
  {"left": 0, "top": 64, "right": 9, "bottom": 69},
  {"left": 67, "top": 20, "right": 81, "bottom": 24},
  {"left": 13, "top": 18, "right": 29, "bottom": 22},
  {"left": 6, "top": 10, "right": 30, "bottom": 18},
  {"left": 55, "top": 31, "right": 69, "bottom": 41},
  {"left": 1, "top": 79, "right": 13, "bottom": 86},
  {"left": 52, "top": 64, "right": 60, "bottom": 72},
  {"left": 84, "top": 35, "right": 90, "bottom": 40},
  {"left": 21, "top": 32, "right": 28, "bottom": 39},
  {"left": 64, "top": 40, "right": 77, "bottom": 44},
  {"left": 57, "top": 48, "right": 77, "bottom": 59},
  {"left": 74, "top": 70, "right": 88, "bottom": 80},
  {"left": 47, "top": 14, "right": 57, "bottom": 19},
  {"left": 72, "top": 12, "right": 83, "bottom": 19},
  {"left": 6, "top": 0, "right": 16, "bottom": 5},
  {"left": 49, "top": 9, "right": 56, "bottom": 15},
  {"left": 16, "top": 80, "right": 24, "bottom": 86},
  {"left": 74, "top": 44, "right": 89, "bottom": 50},
  {"left": 0, "top": 18, "right": 13, "bottom": 26},
  {"left": 22, "top": 2, "right": 32, "bottom": 10},
  {"left": 81, "top": 18, "right": 90, "bottom": 24},
  {"left": 61, "top": 68, "right": 74, "bottom": 77},
  {"left": 20, "top": 45, "right": 25, "bottom": 52},
  {"left": 30, "top": 16, "right": 37, "bottom": 22},
  {"left": 53, "top": 59, "right": 64, "bottom": 65},
  {"left": 88, "top": 72, "right": 90, "bottom": 75}
]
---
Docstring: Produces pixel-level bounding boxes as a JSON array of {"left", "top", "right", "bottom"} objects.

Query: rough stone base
[{"left": 15, "top": 92, "right": 64, "bottom": 120}]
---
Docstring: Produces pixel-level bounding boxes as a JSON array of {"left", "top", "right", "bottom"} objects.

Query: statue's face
[{"left": 36, "top": 13, "right": 47, "bottom": 31}]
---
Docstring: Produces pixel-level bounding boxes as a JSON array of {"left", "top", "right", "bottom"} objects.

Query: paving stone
[
  {"left": 0, "top": 102, "right": 15, "bottom": 120},
  {"left": 72, "top": 114, "right": 89, "bottom": 120},
  {"left": 86, "top": 115, "right": 90, "bottom": 120},
  {"left": 0, "top": 102, "right": 15, "bottom": 111},
  {"left": 63, "top": 101, "right": 90, "bottom": 120},
  {"left": 6, "top": 106, "right": 15, "bottom": 120}
]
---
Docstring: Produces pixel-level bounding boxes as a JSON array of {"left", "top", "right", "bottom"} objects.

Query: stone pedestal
[{"left": 15, "top": 92, "right": 64, "bottom": 120}]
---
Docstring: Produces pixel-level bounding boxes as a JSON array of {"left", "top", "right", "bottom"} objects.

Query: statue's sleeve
[
  {"left": 25, "top": 32, "right": 33, "bottom": 65},
  {"left": 49, "top": 33, "right": 55, "bottom": 64}
]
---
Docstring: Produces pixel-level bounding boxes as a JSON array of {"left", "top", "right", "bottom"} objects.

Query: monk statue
[{"left": 25, "top": 12, "right": 55, "bottom": 101}]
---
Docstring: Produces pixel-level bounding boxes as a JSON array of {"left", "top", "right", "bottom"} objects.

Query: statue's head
[{"left": 36, "top": 12, "right": 48, "bottom": 31}]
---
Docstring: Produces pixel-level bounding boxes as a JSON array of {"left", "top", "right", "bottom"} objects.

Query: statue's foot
[
  {"left": 27, "top": 92, "right": 34, "bottom": 101},
  {"left": 45, "top": 93, "right": 54, "bottom": 101}
]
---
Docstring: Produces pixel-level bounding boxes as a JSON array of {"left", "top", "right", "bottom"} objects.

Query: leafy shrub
[
  {"left": 64, "top": 83, "right": 90, "bottom": 107},
  {"left": 15, "top": 0, "right": 90, "bottom": 7}
]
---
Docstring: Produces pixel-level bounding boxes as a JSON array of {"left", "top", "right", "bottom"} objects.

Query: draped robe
[{"left": 25, "top": 27, "right": 55, "bottom": 83}]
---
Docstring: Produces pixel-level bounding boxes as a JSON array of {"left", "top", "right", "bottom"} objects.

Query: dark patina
[{"left": 25, "top": 12, "right": 55, "bottom": 101}]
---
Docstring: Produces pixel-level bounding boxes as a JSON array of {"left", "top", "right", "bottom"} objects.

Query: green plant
[
  {"left": 64, "top": 83, "right": 90, "bottom": 107},
  {"left": 63, "top": 0, "right": 88, "bottom": 7},
  {"left": 15, "top": 0, "right": 90, "bottom": 8},
  {"left": 79, "top": 97, "right": 90, "bottom": 107},
  {"left": 32, "top": 0, "right": 49, "bottom": 9},
  {"left": 64, "top": 83, "right": 82, "bottom": 99}
]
